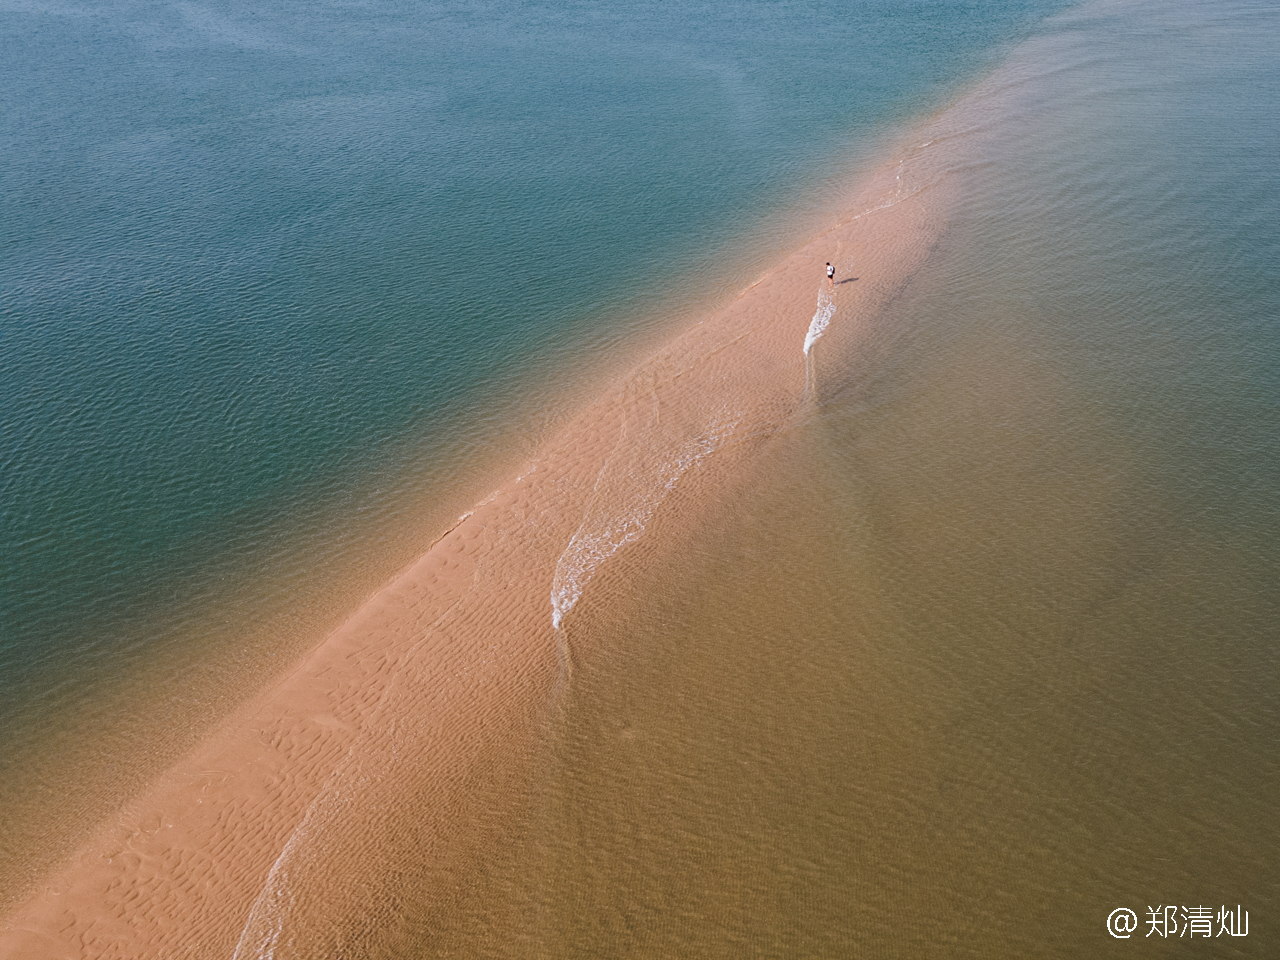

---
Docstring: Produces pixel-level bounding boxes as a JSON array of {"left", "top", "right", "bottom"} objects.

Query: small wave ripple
[
  {"left": 551, "top": 412, "right": 738, "bottom": 630},
  {"left": 803, "top": 288, "right": 836, "bottom": 355}
]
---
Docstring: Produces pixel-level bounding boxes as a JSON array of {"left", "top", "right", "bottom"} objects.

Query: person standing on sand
[{"left": 826, "top": 262, "right": 835, "bottom": 287}]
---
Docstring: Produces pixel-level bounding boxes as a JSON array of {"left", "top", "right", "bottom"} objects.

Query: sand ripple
[{"left": 0, "top": 130, "right": 956, "bottom": 959}]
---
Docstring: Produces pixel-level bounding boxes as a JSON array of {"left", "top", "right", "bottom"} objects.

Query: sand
[{"left": 0, "top": 130, "right": 955, "bottom": 959}]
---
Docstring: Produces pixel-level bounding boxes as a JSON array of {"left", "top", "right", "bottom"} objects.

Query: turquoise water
[
  {"left": 2, "top": 0, "right": 1065, "bottom": 700},
  {"left": 6, "top": 0, "right": 1279, "bottom": 953},
  {"left": 461, "top": 0, "right": 1280, "bottom": 955},
  {"left": 1, "top": 0, "right": 1073, "bottom": 895}
]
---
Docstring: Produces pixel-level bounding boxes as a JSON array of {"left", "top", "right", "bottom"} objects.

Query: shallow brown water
[
  {"left": 418, "top": 0, "right": 1280, "bottom": 955},
  {"left": 4, "top": 0, "right": 1277, "bottom": 955}
]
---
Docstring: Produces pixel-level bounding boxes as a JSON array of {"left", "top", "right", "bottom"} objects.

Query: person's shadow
[{"left": 837, "top": 277, "right": 860, "bottom": 285}]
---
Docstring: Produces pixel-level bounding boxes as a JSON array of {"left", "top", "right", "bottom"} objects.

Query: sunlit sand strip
[{"left": 0, "top": 122, "right": 960, "bottom": 960}]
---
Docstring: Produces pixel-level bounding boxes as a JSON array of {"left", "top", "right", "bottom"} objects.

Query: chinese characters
[{"left": 1143, "top": 905, "right": 1248, "bottom": 938}]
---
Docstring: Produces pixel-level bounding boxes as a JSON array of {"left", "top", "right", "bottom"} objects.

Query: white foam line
[
  {"left": 550, "top": 414, "right": 738, "bottom": 630},
  {"left": 845, "top": 188, "right": 917, "bottom": 224},
  {"left": 803, "top": 288, "right": 836, "bottom": 356}
]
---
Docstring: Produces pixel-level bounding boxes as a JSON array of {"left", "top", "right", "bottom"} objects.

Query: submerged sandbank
[{"left": 0, "top": 126, "right": 957, "bottom": 959}]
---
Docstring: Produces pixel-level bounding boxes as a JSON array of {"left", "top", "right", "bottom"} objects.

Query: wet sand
[{"left": 0, "top": 135, "right": 954, "bottom": 958}]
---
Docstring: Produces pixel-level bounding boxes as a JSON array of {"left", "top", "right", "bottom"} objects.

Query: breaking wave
[
  {"left": 550, "top": 412, "right": 738, "bottom": 630},
  {"left": 803, "top": 288, "right": 836, "bottom": 355}
]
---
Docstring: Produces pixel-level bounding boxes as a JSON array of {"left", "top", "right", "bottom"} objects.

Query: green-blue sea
[{"left": 3, "top": 0, "right": 1278, "bottom": 954}]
